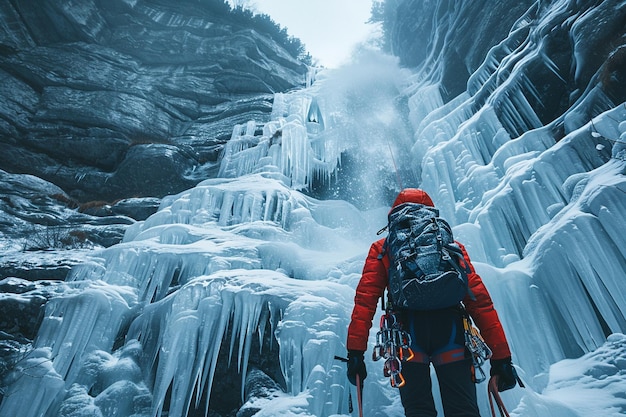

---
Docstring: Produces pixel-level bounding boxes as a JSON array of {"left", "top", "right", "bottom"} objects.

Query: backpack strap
[
  {"left": 443, "top": 244, "right": 476, "bottom": 301},
  {"left": 378, "top": 239, "right": 388, "bottom": 260},
  {"left": 443, "top": 244, "right": 471, "bottom": 274}
]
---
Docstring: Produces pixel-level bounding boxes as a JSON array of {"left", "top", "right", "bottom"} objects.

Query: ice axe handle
[
  {"left": 356, "top": 373, "right": 364, "bottom": 417},
  {"left": 334, "top": 355, "right": 353, "bottom": 413}
]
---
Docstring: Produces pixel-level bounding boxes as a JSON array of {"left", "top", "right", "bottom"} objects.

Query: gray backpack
[{"left": 383, "top": 203, "right": 472, "bottom": 310}]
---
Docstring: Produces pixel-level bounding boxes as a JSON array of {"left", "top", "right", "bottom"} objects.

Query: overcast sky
[{"left": 252, "top": 0, "right": 376, "bottom": 68}]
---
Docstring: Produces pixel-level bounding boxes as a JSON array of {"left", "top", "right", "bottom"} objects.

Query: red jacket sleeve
[
  {"left": 459, "top": 242, "right": 512, "bottom": 360},
  {"left": 347, "top": 239, "right": 388, "bottom": 351}
]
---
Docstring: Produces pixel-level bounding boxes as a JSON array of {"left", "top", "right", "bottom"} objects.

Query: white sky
[{"left": 251, "top": 0, "right": 376, "bottom": 68}]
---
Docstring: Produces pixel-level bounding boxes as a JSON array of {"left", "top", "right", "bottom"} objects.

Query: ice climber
[{"left": 345, "top": 188, "right": 520, "bottom": 417}]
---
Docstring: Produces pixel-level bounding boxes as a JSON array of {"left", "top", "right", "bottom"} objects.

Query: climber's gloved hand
[
  {"left": 346, "top": 350, "right": 367, "bottom": 386},
  {"left": 490, "top": 357, "right": 520, "bottom": 392}
]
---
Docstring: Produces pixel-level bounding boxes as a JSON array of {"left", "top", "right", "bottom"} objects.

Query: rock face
[
  {"left": 0, "top": 169, "right": 135, "bottom": 246},
  {"left": 0, "top": 0, "right": 308, "bottom": 203}
]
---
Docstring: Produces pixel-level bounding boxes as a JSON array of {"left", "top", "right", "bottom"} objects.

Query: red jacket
[{"left": 346, "top": 237, "right": 512, "bottom": 360}]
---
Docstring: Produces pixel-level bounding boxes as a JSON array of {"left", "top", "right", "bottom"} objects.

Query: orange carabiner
[
  {"left": 390, "top": 371, "right": 406, "bottom": 388},
  {"left": 399, "top": 346, "right": 415, "bottom": 362}
]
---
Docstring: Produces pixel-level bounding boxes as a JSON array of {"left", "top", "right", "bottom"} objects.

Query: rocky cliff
[{"left": 0, "top": 0, "right": 307, "bottom": 203}]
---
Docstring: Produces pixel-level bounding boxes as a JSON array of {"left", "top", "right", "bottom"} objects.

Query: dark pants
[
  {"left": 398, "top": 308, "right": 480, "bottom": 417},
  {"left": 398, "top": 359, "right": 480, "bottom": 417}
]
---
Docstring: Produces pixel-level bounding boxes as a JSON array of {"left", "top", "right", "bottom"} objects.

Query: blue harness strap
[{"left": 407, "top": 320, "right": 466, "bottom": 366}]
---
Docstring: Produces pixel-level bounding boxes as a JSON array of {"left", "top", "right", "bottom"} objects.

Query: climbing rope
[{"left": 488, "top": 376, "right": 510, "bottom": 417}]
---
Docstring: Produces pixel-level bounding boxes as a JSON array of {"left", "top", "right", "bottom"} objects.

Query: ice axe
[{"left": 335, "top": 355, "right": 364, "bottom": 417}]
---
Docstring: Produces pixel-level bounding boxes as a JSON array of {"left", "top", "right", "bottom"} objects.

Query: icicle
[
  {"left": 34, "top": 283, "right": 137, "bottom": 383},
  {"left": 213, "top": 81, "right": 347, "bottom": 191},
  {"left": 119, "top": 268, "right": 354, "bottom": 417}
]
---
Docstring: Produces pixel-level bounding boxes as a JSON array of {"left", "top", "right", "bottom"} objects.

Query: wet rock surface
[{"left": 0, "top": 0, "right": 307, "bottom": 203}]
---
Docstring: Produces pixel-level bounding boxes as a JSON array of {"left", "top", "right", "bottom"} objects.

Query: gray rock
[
  {"left": 0, "top": 278, "right": 78, "bottom": 384},
  {"left": 0, "top": 169, "right": 134, "bottom": 258},
  {"left": 0, "top": 0, "right": 308, "bottom": 204},
  {"left": 106, "top": 144, "right": 198, "bottom": 200},
  {"left": 236, "top": 368, "right": 284, "bottom": 417},
  {"left": 110, "top": 198, "right": 161, "bottom": 221}
]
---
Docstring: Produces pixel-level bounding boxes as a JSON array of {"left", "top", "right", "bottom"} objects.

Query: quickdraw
[
  {"left": 372, "top": 311, "right": 414, "bottom": 388},
  {"left": 462, "top": 310, "right": 492, "bottom": 383},
  {"left": 374, "top": 302, "right": 493, "bottom": 389}
]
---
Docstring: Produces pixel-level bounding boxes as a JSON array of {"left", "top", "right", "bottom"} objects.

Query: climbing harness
[
  {"left": 374, "top": 302, "right": 493, "bottom": 388},
  {"left": 372, "top": 308, "right": 414, "bottom": 388},
  {"left": 462, "top": 308, "right": 492, "bottom": 383}
]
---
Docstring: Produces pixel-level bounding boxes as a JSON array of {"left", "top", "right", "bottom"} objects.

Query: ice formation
[
  {"left": 0, "top": 56, "right": 411, "bottom": 417},
  {"left": 2, "top": 5, "right": 626, "bottom": 417}
]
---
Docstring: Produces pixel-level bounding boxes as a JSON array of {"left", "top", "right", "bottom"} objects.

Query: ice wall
[
  {"left": 401, "top": 0, "right": 626, "bottom": 410},
  {"left": 218, "top": 55, "right": 416, "bottom": 207},
  {"left": 0, "top": 59, "right": 408, "bottom": 417},
  {"left": 0, "top": 173, "right": 377, "bottom": 417}
]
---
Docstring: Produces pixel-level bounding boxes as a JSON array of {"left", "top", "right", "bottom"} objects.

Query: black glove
[
  {"left": 490, "top": 357, "right": 519, "bottom": 392},
  {"left": 346, "top": 350, "right": 367, "bottom": 386}
]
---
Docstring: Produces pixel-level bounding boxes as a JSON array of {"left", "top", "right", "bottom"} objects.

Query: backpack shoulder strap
[
  {"left": 444, "top": 244, "right": 471, "bottom": 274},
  {"left": 378, "top": 238, "right": 387, "bottom": 259},
  {"left": 444, "top": 243, "right": 476, "bottom": 301},
  {"left": 378, "top": 239, "right": 391, "bottom": 270}
]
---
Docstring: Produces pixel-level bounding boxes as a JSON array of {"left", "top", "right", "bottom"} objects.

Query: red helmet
[{"left": 391, "top": 188, "right": 434, "bottom": 208}]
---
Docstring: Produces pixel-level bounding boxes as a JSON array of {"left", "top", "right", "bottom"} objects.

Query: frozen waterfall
[{"left": 2, "top": 24, "right": 626, "bottom": 417}]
